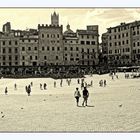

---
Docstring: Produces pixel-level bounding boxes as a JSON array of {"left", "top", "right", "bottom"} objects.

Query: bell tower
[{"left": 51, "top": 11, "right": 59, "bottom": 26}]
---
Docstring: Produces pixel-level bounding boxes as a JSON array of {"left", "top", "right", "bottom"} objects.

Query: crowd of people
[{"left": 2, "top": 68, "right": 140, "bottom": 108}]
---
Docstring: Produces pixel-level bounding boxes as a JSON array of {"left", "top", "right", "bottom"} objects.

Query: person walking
[
  {"left": 82, "top": 87, "right": 89, "bottom": 107},
  {"left": 74, "top": 88, "right": 81, "bottom": 106},
  {"left": 25, "top": 86, "right": 28, "bottom": 93},
  {"left": 27, "top": 85, "right": 31, "bottom": 96},
  {"left": 5, "top": 87, "right": 8, "bottom": 95},
  {"left": 77, "top": 79, "right": 80, "bottom": 84}
]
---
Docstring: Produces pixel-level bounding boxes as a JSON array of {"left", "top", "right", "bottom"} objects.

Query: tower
[
  {"left": 3, "top": 22, "right": 11, "bottom": 33},
  {"left": 51, "top": 12, "right": 59, "bottom": 26}
]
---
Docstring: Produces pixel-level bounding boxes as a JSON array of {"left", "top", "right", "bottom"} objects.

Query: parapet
[{"left": 38, "top": 24, "right": 63, "bottom": 29}]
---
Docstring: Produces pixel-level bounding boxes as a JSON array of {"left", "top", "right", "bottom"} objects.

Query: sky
[{"left": 0, "top": 8, "right": 140, "bottom": 42}]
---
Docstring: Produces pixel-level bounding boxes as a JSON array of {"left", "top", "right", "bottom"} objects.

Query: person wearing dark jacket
[
  {"left": 27, "top": 85, "right": 31, "bottom": 96},
  {"left": 82, "top": 87, "right": 89, "bottom": 106}
]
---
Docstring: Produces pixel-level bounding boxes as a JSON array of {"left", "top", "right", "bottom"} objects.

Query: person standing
[
  {"left": 82, "top": 87, "right": 89, "bottom": 107},
  {"left": 81, "top": 82, "right": 84, "bottom": 89},
  {"left": 104, "top": 80, "right": 106, "bottom": 87},
  {"left": 25, "top": 86, "right": 28, "bottom": 93},
  {"left": 54, "top": 81, "right": 56, "bottom": 88},
  {"left": 40, "top": 83, "right": 43, "bottom": 90},
  {"left": 44, "top": 83, "right": 47, "bottom": 90},
  {"left": 5, "top": 87, "right": 8, "bottom": 95},
  {"left": 30, "top": 82, "right": 33, "bottom": 87},
  {"left": 74, "top": 88, "right": 81, "bottom": 106},
  {"left": 14, "top": 83, "right": 17, "bottom": 90},
  {"left": 60, "top": 79, "right": 63, "bottom": 87},
  {"left": 77, "top": 79, "right": 80, "bottom": 84},
  {"left": 91, "top": 80, "right": 93, "bottom": 87}
]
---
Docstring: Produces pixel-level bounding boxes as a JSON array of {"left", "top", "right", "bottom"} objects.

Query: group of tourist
[
  {"left": 40, "top": 83, "right": 47, "bottom": 90},
  {"left": 74, "top": 87, "right": 89, "bottom": 107},
  {"left": 99, "top": 80, "right": 106, "bottom": 87}
]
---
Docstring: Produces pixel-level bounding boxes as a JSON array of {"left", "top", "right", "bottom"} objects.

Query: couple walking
[{"left": 74, "top": 87, "right": 89, "bottom": 107}]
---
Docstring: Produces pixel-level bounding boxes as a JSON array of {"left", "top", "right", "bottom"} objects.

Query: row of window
[
  {"left": 133, "top": 49, "right": 140, "bottom": 54},
  {"left": 29, "top": 56, "right": 38, "bottom": 60},
  {"left": 65, "top": 40, "right": 78, "bottom": 44},
  {"left": 65, "top": 53, "right": 79, "bottom": 57},
  {"left": 23, "top": 56, "right": 60, "bottom": 60},
  {"left": 2, "top": 55, "right": 18, "bottom": 61},
  {"left": 21, "top": 39, "right": 38, "bottom": 43},
  {"left": 21, "top": 46, "right": 95, "bottom": 52},
  {"left": 109, "top": 40, "right": 129, "bottom": 47},
  {"left": 22, "top": 46, "right": 38, "bottom": 51},
  {"left": 64, "top": 47, "right": 95, "bottom": 53},
  {"left": 109, "top": 48, "right": 130, "bottom": 54},
  {"left": 2, "top": 48, "right": 18, "bottom": 53},
  {"left": 64, "top": 40, "right": 96, "bottom": 45},
  {"left": 108, "top": 26, "right": 130, "bottom": 33},
  {"left": 109, "top": 55, "right": 130, "bottom": 60},
  {"left": 81, "top": 35, "right": 95, "bottom": 39},
  {"left": 132, "top": 26, "right": 140, "bottom": 31},
  {"left": 133, "top": 30, "right": 140, "bottom": 36},
  {"left": 2, "top": 40, "right": 18, "bottom": 46},
  {"left": 41, "top": 46, "right": 60, "bottom": 51},
  {"left": 41, "top": 34, "right": 60, "bottom": 38},
  {"left": 109, "top": 33, "right": 129, "bottom": 40},
  {"left": 109, "top": 48, "right": 140, "bottom": 54},
  {"left": 1, "top": 62, "right": 18, "bottom": 66},
  {"left": 64, "top": 57, "right": 79, "bottom": 61},
  {"left": 108, "top": 25, "right": 140, "bottom": 33},
  {"left": 80, "top": 41, "right": 96, "bottom": 45},
  {"left": 133, "top": 42, "right": 140, "bottom": 47}
]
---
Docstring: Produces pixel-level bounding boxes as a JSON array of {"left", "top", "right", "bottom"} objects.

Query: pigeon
[
  {"left": 1, "top": 112, "right": 3, "bottom": 114},
  {"left": 1, "top": 115, "right": 5, "bottom": 118},
  {"left": 119, "top": 104, "right": 122, "bottom": 107},
  {"left": 21, "top": 108, "right": 24, "bottom": 109}
]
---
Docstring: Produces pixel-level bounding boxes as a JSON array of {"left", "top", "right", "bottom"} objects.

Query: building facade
[
  {"left": 102, "top": 21, "right": 140, "bottom": 66},
  {"left": 63, "top": 24, "right": 99, "bottom": 66},
  {"left": 0, "top": 12, "right": 99, "bottom": 67}
]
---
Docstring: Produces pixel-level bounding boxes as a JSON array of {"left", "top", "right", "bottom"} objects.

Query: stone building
[
  {"left": 131, "top": 21, "right": 140, "bottom": 65},
  {"left": 101, "top": 33, "right": 108, "bottom": 64},
  {"left": 63, "top": 24, "right": 99, "bottom": 66},
  {"left": 102, "top": 21, "right": 140, "bottom": 66},
  {"left": 37, "top": 12, "right": 64, "bottom": 66},
  {"left": 0, "top": 12, "right": 99, "bottom": 67},
  {"left": 63, "top": 24, "right": 80, "bottom": 65},
  {"left": 76, "top": 25, "right": 99, "bottom": 66},
  {"left": 19, "top": 34, "right": 38, "bottom": 66},
  {"left": 0, "top": 31, "right": 20, "bottom": 66}
]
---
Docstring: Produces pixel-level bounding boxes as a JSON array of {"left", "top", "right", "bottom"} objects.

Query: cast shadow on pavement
[{"left": 78, "top": 105, "right": 94, "bottom": 107}]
